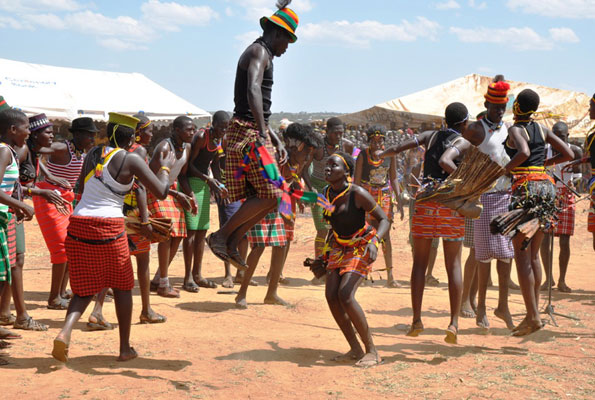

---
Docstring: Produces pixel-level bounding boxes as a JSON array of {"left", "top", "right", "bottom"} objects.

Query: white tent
[{"left": 0, "top": 57, "right": 210, "bottom": 121}]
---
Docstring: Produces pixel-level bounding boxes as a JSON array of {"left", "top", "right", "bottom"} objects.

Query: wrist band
[
  {"left": 140, "top": 221, "right": 150, "bottom": 226},
  {"left": 159, "top": 166, "right": 171, "bottom": 173}
]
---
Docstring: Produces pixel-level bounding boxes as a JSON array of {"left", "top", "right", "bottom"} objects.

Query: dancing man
[
  {"left": 206, "top": 1, "right": 299, "bottom": 268},
  {"left": 587, "top": 95, "right": 595, "bottom": 250}
]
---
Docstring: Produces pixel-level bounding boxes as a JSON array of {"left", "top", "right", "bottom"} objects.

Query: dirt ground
[{"left": 1, "top": 200, "right": 594, "bottom": 399}]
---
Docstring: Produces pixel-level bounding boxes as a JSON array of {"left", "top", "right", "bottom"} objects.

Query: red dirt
[{"left": 1, "top": 201, "right": 594, "bottom": 399}]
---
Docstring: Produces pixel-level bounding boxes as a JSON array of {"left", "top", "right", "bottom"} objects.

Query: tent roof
[
  {"left": 377, "top": 74, "right": 592, "bottom": 137},
  {"left": 0, "top": 57, "right": 210, "bottom": 121}
]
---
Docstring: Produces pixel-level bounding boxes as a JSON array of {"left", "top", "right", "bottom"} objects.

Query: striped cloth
[
  {"left": 225, "top": 118, "right": 282, "bottom": 202},
  {"left": 66, "top": 215, "right": 133, "bottom": 296},
  {"left": 327, "top": 224, "right": 377, "bottom": 278},
  {"left": 474, "top": 192, "right": 514, "bottom": 262},
  {"left": 0, "top": 212, "right": 13, "bottom": 283},
  {"left": 411, "top": 200, "right": 464, "bottom": 241},
  {"left": 463, "top": 217, "right": 475, "bottom": 248},
  {"left": 0, "top": 144, "right": 19, "bottom": 213},
  {"left": 45, "top": 141, "right": 85, "bottom": 187},
  {"left": 32, "top": 181, "right": 75, "bottom": 264},
  {"left": 147, "top": 184, "right": 186, "bottom": 238},
  {"left": 7, "top": 215, "right": 16, "bottom": 265},
  {"left": 361, "top": 183, "right": 393, "bottom": 223},
  {"left": 182, "top": 177, "right": 210, "bottom": 231},
  {"left": 553, "top": 186, "right": 575, "bottom": 236},
  {"left": 587, "top": 175, "right": 594, "bottom": 233},
  {"left": 248, "top": 211, "right": 288, "bottom": 247}
]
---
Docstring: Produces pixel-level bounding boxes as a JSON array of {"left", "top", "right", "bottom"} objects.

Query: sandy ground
[{"left": 1, "top": 200, "right": 595, "bottom": 399}]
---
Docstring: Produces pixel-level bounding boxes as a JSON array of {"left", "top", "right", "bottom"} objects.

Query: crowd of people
[{"left": 0, "top": 0, "right": 594, "bottom": 368}]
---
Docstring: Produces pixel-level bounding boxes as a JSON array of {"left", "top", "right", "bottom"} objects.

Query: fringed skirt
[{"left": 326, "top": 224, "right": 377, "bottom": 278}]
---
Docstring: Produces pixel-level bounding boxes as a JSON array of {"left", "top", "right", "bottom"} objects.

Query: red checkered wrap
[
  {"left": 588, "top": 191, "right": 595, "bottom": 233},
  {"left": 65, "top": 215, "right": 133, "bottom": 297},
  {"left": 225, "top": 118, "right": 283, "bottom": 202},
  {"left": 146, "top": 184, "right": 186, "bottom": 238},
  {"left": 327, "top": 224, "right": 377, "bottom": 278},
  {"left": 361, "top": 183, "right": 393, "bottom": 223},
  {"left": 411, "top": 200, "right": 464, "bottom": 240},
  {"left": 553, "top": 186, "right": 575, "bottom": 236},
  {"left": 248, "top": 211, "right": 288, "bottom": 247}
]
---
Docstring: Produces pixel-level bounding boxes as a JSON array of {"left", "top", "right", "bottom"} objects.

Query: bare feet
[
  {"left": 445, "top": 325, "right": 458, "bottom": 344},
  {"left": 475, "top": 307, "right": 489, "bottom": 330},
  {"left": 494, "top": 307, "right": 514, "bottom": 330},
  {"left": 557, "top": 282, "right": 572, "bottom": 293},
  {"left": 460, "top": 300, "right": 476, "bottom": 318},
  {"left": 355, "top": 352, "right": 382, "bottom": 368},
  {"left": 386, "top": 280, "right": 402, "bottom": 288},
  {"left": 52, "top": 335, "right": 69, "bottom": 362},
  {"left": 406, "top": 320, "right": 424, "bottom": 337},
  {"left": 235, "top": 295, "right": 247, "bottom": 309},
  {"left": 222, "top": 276, "right": 234, "bottom": 289},
  {"left": 157, "top": 285, "right": 180, "bottom": 298},
  {"left": 331, "top": 349, "right": 364, "bottom": 362},
  {"left": 263, "top": 294, "right": 289, "bottom": 306},
  {"left": 117, "top": 347, "right": 138, "bottom": 362}
]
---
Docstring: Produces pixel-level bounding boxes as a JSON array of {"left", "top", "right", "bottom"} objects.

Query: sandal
[
  {"left": 0, "top": 314, "right": 16, "bottom": 326},
  {"left": 406, "top": 321, "right": 424, "bottom": 337},
  {"left": 196, "top": 278, "right": 218, "bottom": 289},
  {"left": 52, "top": 337, "right": 69, "bottom": 362},
  {"left": 139, "top": 312, "right": 167, "bottom": 324},
  {"left": 47, "top": 297, "right": 69, "bottom": 310},
  {"left": 13, "top": 316, "right": 48, "bottom": 331},
  {"left": 0, "top": 339, "right": 11, "bottom": 349},
  {"left": 182, "top": 281, "right": 200, "bottom": 293},
  {"left": 150, "top": 281, "right": 159, "bottom": 292},
  {"left": 157, "top": 285, "right": 180, "bottom": 298},
  {"left": 61, "top": 289, "right": 73, "bottom": 300},
  {"left": 445, "top": 325, "right": 458, "bottom": 344},
  {"left": 227, "top": 249, "right": 248, "bottom": 271},
  {"left": 425, "top": 275, "right": 440, "bottom": 286},
  {"left": 87, "top": 314, "right": 114, "bottom": 331},
  {"left": 0, "top": 327, "right": 21, "bottom": 339},
  {"left": 222, "top": 276, "right": 234, "bottom": 289},
  {"left": 206, "top": 233, "right": 230, "bottom": 262}
]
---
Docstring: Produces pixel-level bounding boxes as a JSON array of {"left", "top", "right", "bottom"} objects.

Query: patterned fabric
[
  {"left": 588, "top": 189, "right": 595, "bottom": 233},
  {"left": 7, "top": 216, "right": 16, "bottom": 265},
  {"left": 0, "top": 144, "right": 18, "bottom": 213},
  {"left": 182, "top": 177, "right": 210, "bottom": 231},
  {"left": 474, "top": 192, "right": 514, "bottom": 262},
  {"left": 247, "top": 211, "right": 288, "bottom": 247},
  {"left": 408, "top": 197, "right": 439, "bottom": 248},
  {"left": 361, "top": 183, "right": 393, "bottom": 223},
  {"left": 510, "top": 177, "right": 556, "bottom": 225},
  {"left": 463, "top": 217, "right": 475, "bottom": 248},
  {"left": 65, "top": 215, "right": 134, "bottom": 296},
  {"left": 0, "top": 213, "right": 14, "bottom": 283},
  {"left": 32, "top": 181, "right": 75, "bottom": 264},
  {"left": 553, "top": 186, "right": 575, "bottom": 237},
  {"left": 146, "top": 184, "right": 186, "bottom": 238},
  {"left": 326, "top": 224, "right": 377, "bottom": 278},
  {"left": 45, "top": 140, "right": 85, "bottom": 187},
  {"left": 411, "top": 200, "right": 464, "bottom": 240},
  {"left": 128, "top": 233, "right": 151, "bottom": 256},
  {"left": 225, "top": 118, "right": 282, "bottom": 202}
]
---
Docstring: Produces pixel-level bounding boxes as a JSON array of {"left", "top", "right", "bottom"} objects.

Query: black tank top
[
  {"left": 360, "top": 148, "right": 390, "bottom": 186},
  {"left": 325, "top": 188, "right": 366, "bottom": 237},
  {"left": 423, "top": 130, "right": 461, "bottom": 181},
  {"left": 504, "top": 122, "right": 546, "bottom": 168},
  {"left": 233, "top": 38, "right": 274, "bottom": 123},
  {"left": 192, "top": 129, "right": 218, "bottom": 175}
]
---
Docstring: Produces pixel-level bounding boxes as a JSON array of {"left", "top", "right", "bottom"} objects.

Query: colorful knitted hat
[
  {"left": 108, "top": 112, "right": 139, "bottom": 130},
  {"left": 260, "top": 1, "right": 299, "bottom": 43},
  {"left": 484, "top": 81, "right": 511, "bottom": 105},
  {"left": 0, "top": 96, "right": 9, "bottom": 111},
  {"left": 29, "top": 113, "right": 53, "bottom": 132}
]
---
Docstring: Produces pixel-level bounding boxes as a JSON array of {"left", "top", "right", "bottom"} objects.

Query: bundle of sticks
[
  {"left": 416, "top": 146, "right": 506, "bottom": 218},
  {"left": 490, "top": 194, "right": 558, "bottom": 250},
  {"left": 125, "top": 215, "right": 172, "bottom": 242}
]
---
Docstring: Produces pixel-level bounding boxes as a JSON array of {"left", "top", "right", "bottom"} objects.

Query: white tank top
[
  {"left": 478, "top": 119, "right": 511, "bottom": 192},
  {"left": 73, "top": 148, "right": 134, "bottom": 218},
  {"left": 167, "top": 138, "right": 188, "bottom": 186}
]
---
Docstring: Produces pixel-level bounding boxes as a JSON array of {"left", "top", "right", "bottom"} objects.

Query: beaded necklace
[
  {"left": 70, "top": 140, "right": 83, "bottom": 160},
  {"left": 366, "top": 147, "right": 383, "bottom": 167},
  {"left": 324, "top": 182, "right": 351, "bottom": 216}
]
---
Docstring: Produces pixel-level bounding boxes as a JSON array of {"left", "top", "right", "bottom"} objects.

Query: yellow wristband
[
  {"left": 159, "top": 166, "right": 171, "bottom": 174},
  {"left": 140, "top": 221, "right": 150, "bottom": 226}
]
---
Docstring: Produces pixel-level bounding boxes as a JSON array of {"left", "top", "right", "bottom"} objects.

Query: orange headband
[
  {"left": 334, "top": 154, "right": 350, "bottom": 173},
  {"left": 136, "top": 120, "right": 151, "bottom": 133}
]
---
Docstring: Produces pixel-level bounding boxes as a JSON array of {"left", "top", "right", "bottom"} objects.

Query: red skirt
[
  {"left": 553, "top": 187, "right": 575, "bottom": 236},
  {"left": 66, "top": 215, "right": 133, "bottom": 296},
  {"left": 146, "top": 184, "right": 186, "bottom": 238}
]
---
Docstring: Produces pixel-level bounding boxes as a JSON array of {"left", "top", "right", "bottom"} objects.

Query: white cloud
[
  {"left": 434, "top": 1, "right": 460, "bottom": 10},
  {"left": 549, "top": 27, "right": 580, "bottom": 43},
  {"left": 450, "top": 26, "right": 580, "bottom": 51},
  {"left": 468, "top": 0, "right": 487, "bottom": 9},
  {"left": 300, "top": 17, "right": 440, "bottom": 47},
  {"left": 229, "top": 0, "right": 313, "bottom": 20},
  {"left": 64, "top": 11, "right": 153, "bottom": 41},
  {"left": 141, "top": 0, "right": 218, "bottom": 32},
  {"left": 24, "top": 13, "right": 66, "bottom": 30},
  {"left": 235, "top": 30, "right": 260, "bottom": 48},
  {"left": 225, "top": 7, "right": 234, "bottom": 17},
  {"left": 506, "top": 0, "right": 595, "bottom": 18},
  {"left": 97, "top": 38, "right": 145, "bottom": 51},
  {"left": 0, "top": 15, "right": 31, "bottom": 29}
]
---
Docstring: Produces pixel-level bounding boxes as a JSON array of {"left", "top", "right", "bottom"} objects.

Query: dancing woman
[
  {"left": 500, "top": 89, "right": 573, "bottom": 336},
  {"left": 323, "top": 152, "right": 389, "bottom": 367},
  {"left": 52, "top": 113, "right": 175, "bottom": 362}
]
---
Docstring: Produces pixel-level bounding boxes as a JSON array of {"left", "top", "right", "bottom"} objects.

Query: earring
[
  {"left": 347, "top": 176, "right": 352, "bottom": 183},
  {"left": 135, "top": 135, "right": 141, "bottom": 143}
]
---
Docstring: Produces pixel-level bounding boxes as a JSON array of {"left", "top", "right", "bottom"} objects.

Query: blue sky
[{"left": 0, "top": 0, "right": 593, "bottom": 113}]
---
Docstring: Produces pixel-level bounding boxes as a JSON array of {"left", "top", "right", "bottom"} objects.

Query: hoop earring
[{"left": 135, "top": 135, "right": 141, "bottom": 143}]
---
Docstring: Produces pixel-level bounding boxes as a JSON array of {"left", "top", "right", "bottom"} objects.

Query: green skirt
[
  {"left": 0, "top": 212, "right": 12, "bottom": 284},
  {"left": 182, "top": 177, "right": 211, "bottom": 231}
]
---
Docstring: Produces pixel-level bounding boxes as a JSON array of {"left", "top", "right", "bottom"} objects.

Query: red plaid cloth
[
  {"left": 588, "top": 191, "right": 595, "bottom": 233},
  {"left": 554, "top": 186, "right": 575, "bottom": 236},
  {"left": 361, "top": 183, "right": 393, "bottom": 223},
  {"left": 225, "top": 118, "right": 283, "bottom": 202},
  {"left": 411, "top": 201, "right": 464, "bottom": 240},
  {"left": 327, "top": 224, "right": 377, "bottom": 278},
  {"left": 66, "top": 216, "right": 133, "bottom": 296},
  {"left": 146, "top": 184, "right": 186, "bottom": 238},
  {"left": 248, "top": 211, "right": 288, "bottom": 247}
]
